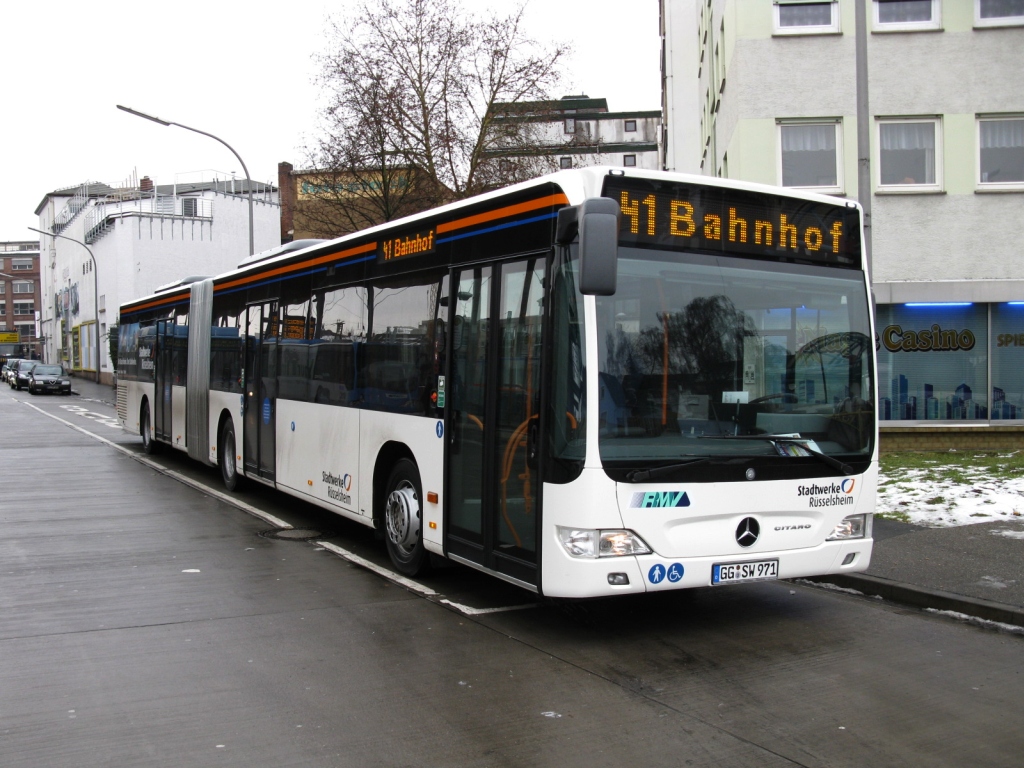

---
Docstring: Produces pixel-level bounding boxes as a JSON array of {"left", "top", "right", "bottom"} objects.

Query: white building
[
  {"left": 35, "top": 174, "right": 280, "bottom": 383},
  {"left": 661, "top": 0, "right": 1024, "bottom": 447},
  {"left": 489, "top": 95, "right": 662, "bottom": 171}
]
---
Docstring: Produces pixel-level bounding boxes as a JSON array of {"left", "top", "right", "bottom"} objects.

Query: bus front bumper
[{"left": 541, "top": 537, "right": 872, "bottom": 599}]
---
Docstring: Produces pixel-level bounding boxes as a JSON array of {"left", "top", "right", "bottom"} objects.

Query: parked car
[
  {"left": 1, "top": 358, "right": 22, "bottom": 383},
  {"left": 10, "top": 359, "right": 40, "bottom": 390},
  {"left": 27, "top": 364, "right": 72, "bottom": 395}
]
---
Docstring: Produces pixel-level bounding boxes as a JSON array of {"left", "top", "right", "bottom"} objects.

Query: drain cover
[{"left": 260, "top": 528, "right": 326, "bottom": 541}]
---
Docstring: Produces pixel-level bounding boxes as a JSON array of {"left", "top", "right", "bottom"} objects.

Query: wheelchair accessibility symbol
[{"left": 648, "top": 562, "right": 684, "bottom": 584}]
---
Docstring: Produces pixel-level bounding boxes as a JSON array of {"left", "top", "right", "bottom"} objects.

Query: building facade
[
  {"left": 0, "top": 241, "right": 42, "bottom": 361},
  {"left": 35, "top": 175, "right": 280, "bottom": 384},
  {"left": 661, "top": 0, "right": 1024, "bottom": 447}
]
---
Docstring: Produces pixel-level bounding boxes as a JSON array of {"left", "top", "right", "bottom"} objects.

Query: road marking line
[
  {"left": 317, "top": 541, "right": 440, "bottom": 595},
  {"left": 438, "top": 600, "right": 536, "bottom": 615},
  {"left": 19, "top": 400, "right": 293, "bottom": 530},
  {"left": 316, "top": 542, "right": 536, "bottom": 615}
]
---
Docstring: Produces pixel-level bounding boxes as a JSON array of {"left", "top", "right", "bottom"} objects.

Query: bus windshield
[{"left": 596, "top": 248, "right": 874, "bottom": 471}]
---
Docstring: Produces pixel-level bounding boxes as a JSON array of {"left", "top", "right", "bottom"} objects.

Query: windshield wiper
[
  {"left": 626, "top": 457, "right": 712, "bottom": 482},
  {"left": 699, "top": 434, "right": 854, "bottom": 475}
]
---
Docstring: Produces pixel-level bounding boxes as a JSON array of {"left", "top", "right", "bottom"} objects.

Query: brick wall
[{"left": 880, "top": 426, "right": 1024, "bottom": 453}]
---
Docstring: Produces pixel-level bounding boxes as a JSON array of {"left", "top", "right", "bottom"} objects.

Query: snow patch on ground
[
  {"left": 878, "top": 456, "right": 1024, "bottom": 528},
  {"left": 925, "top": 608, "right": 1024, "bottom": 636}
]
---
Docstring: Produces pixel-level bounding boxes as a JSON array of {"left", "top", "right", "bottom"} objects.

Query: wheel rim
[{"left": 385, "top": 481, "right": 420, "bottom": 556}]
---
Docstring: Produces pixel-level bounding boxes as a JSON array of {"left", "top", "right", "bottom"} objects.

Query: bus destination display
[{"left": 604, "top": 178, "right": 861, "bottom": 268}]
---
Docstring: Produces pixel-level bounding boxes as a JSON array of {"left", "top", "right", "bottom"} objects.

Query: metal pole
[
  {"left": 116, "top": 105, "right": 255, "bottom": 256},
  {"left": 855, "top": 0, "right": 872, "bottom": 273},
  {"left": 28, "top": 227, "right": 101, "bottom": 383}
]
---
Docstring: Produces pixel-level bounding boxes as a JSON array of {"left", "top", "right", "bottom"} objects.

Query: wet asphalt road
[{"left": 2, "top": 387, "right": 1022, "bottom": 767}]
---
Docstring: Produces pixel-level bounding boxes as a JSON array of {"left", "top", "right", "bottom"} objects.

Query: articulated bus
[{"left": 117, "top": 168, "right": 876, "bottom": 598}]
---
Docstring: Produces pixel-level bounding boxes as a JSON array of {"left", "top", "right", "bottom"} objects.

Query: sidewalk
[
  {"left": 813, "top": 516, "right": 1024, "bottom": 627},
  {"left": 69, "top": 373, "right": 118, "bottom": 406},
  {"left": 65, "top": 375, "right": 1024, "bottom": 625}
]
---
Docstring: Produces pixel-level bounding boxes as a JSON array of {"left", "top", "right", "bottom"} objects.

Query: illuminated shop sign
[{"left": 881, "top": 324, "right": 976, "bottom": 353}]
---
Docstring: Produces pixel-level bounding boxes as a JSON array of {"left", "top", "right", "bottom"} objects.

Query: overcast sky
[{"left": 1, "top": 0, "right": 660, "bottom": 240}]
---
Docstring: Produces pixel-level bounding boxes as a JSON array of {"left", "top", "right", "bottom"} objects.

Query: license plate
[{"left": 712, "top": 559, "right": 779, "bottom": 585}]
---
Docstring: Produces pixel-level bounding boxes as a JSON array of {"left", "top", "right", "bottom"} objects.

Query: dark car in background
[
  {"left": 27, "top": 364, "right": 72, "bottom": 395},
  {"left": 10, "top": 359, "right": 39, "bottom": 390}
]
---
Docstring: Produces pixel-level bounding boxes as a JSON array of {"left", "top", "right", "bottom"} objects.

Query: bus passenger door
[
  {"left": 242, "top": 301, "right": 279, "bottom": 481},
  {"left": 446, "top": 258, "right": 545, "bottom": 587},
  {"left": 154, "top": 319, "right": 172, "bottom": 441}
]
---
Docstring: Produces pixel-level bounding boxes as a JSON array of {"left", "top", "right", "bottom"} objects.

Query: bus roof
[{"left": 120, "top": 167, "right": 861, "bottom": 315}]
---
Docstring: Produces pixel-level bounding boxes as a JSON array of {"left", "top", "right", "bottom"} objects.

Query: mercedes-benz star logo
[{"left": 736, "top": 517, "right": 760, "bottom": 548}]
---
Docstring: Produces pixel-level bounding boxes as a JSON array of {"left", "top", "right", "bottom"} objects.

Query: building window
[
  {"left": 978, "top": 117, "right": 1024, "bottom": 187},
  {"left": 13, "top": 281, "right": 33, "bottom": 294},
  {"left": 11, "top": 259, "right": 32, "bottom": 270},
  {"left": 773, "top": 1, "right": 840, "bottom": 34},
  {"left": 778, "top": 121, "right": 843, "bottom": 192},
  {"left": 559, "top": 157, "right": 573, "bottom": 169},
  {"left": 564, "top": 118, "right": 576, "bottom": 135},
  {"left": 623, "top": 154, "right": 637, "bottom": 167},
  {"left": 624, "top": 119, "right": 637, "bottom": 133},
  {"left": 16, "top": 324, "right": 34, "bottom": 339},
  {"left": 976, "top": 0, "right": 1024, "bottom": 26},
  {"left": 877, "top": 118, "right": 942, "bottom": 191},
  {"left": 0, "top": 302, "right": 5, "bottom": 315},
  {"left": 0, "top": 282, "right": 5, "bottom": 294},
  {"left": 873, "top": 0, "right": 941, "bottom": 31},
  {"left": 14, "top": 301, "right": 34, "bottom": 316},
  {"left": 182, "top": 197, "right": 199, "bottom": 217}
]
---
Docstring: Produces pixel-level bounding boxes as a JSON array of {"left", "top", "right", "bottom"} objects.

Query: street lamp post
[
  {"left": 116, "top": 104, "right": 255, "bottom": 257},
  {"left": 28, "top": 227, "right": 101, "bottom": 383}
]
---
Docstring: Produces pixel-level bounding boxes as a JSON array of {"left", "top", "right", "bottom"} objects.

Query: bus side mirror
[{"left": 578, "top": 197, "right": 618, "bottom": 296}]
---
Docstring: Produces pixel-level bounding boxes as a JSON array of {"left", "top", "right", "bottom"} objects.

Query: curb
[{"left": 807, "top": 572, "right": 1024, "bottom": 628}]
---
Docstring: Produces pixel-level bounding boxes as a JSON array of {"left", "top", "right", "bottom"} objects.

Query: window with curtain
[
  {"left": 977, "top": 0, "right": 1024, "bottom": 24},
  {"left": 979, "top": 118, "right": 1024, "bottom": 185},
  {"left": 779, "top": 122, "right": 841, "bottom": 190},
  {"left": 878, "top": 120, "right": 939, "bottom": 187},
  {"left": 775, "top": 1, "right": 838, "bottom": 33},
  {"left": 874, "top": 0, "right": 940, "bottom": 29}
]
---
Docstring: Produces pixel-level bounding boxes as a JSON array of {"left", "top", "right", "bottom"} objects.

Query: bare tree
[{"left": 302, "top": 0, "right": 570, "bottom": 234}]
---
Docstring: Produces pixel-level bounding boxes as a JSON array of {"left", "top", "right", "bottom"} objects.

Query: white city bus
[{"left": 117, "top": 168, "right": 876, "bottom": 598}]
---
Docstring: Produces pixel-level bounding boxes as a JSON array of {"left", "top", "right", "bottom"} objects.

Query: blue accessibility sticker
[
  {"left": 262, "top": 397, "right": 271, "bottom": 425},
  {"left": 436, "top": 420, "right": 444, "bottom": 438},
  {"left": 648, "top": 562, "right": 684, "bottom": 585}
]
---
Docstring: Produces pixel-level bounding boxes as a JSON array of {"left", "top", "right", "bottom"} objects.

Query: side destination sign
[
  {"left": 380, "top": 228, "right": 436, "bottom": 262},
  {"left": 603, "top": 177, "right": 861, "bottom": 268}
]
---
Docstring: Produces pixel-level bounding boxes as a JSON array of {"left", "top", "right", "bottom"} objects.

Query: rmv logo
[{"left": 631, "top": 491, "right": 691, "bottom": 508}]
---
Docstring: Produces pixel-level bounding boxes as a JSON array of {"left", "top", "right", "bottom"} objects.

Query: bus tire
[
  {"left": 219, "top": 418, "right": 242, "bottom": 492},
  {"left": 383, "top": 458, "right": 430, "bottom": 577},
  {"left": 141, "top": 400, "right": 158, "bottom": 454}
]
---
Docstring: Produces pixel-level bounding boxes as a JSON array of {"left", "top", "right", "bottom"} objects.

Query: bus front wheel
[
  {"left": 383, "top": 459, "right": 430, "bottom": 577},
  {"left": 141, "top": 401, "right": 158, "bottom": 454},
  {"left": 219, "top": 418, "right": 242, "bottom": 492}
]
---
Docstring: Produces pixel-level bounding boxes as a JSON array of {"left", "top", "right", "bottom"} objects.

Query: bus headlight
[
  {"left": 557, "top": 527, "right": 652, "bottom": 558},
  {"left": 827, "top": 514, "right": 867, "bottom": 541}
]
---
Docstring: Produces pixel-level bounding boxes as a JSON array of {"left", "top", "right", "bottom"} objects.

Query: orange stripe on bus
[
  {"left": 215, "top": 241, "right": 377, "bottom": 292},
  {"left": 124, "top": 291, "right": 191, "bottom": 313},
  {"left": 436, "top": 194, "right": 569, "bottom": 235}
]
